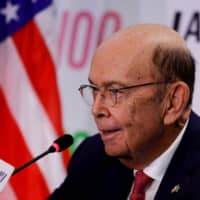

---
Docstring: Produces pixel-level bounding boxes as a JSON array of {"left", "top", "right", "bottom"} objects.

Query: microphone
[{"left": 12, "top": 134, "right": 73, "bottom": 176}]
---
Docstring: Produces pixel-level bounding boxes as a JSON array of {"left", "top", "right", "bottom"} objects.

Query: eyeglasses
[{"left": 78, "top": 81, "right": 173, "bottom": 107}]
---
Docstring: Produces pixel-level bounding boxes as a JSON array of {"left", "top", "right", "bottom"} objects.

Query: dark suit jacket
[{"left": 48, "top": 111, "right": 200, "bottom": 200}]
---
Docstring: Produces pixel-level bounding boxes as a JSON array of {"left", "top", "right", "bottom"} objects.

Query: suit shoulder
[
  {"left": 68, "top": 134, "right": 108, "bottom": 172},
  {"left": 74, "top": 134, "right": 105, "bottom": 157}
]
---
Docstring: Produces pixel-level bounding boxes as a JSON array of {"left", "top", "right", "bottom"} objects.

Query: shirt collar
[{"left": 142, "top": 120, "right": 189, "bottom": 181}]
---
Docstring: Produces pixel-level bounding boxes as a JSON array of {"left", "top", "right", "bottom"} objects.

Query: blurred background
[{"left": 0, "top": 0, "right": 199, "bottom": 199}]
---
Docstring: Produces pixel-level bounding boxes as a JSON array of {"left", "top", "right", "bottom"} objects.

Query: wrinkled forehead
[
  {"left": 89, "top": 24, "right": 187, "bottom": 84},
  {"left": 90, "top": 33, "right": 157, "bottom": 84}
]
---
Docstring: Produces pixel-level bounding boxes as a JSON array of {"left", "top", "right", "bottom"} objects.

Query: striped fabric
[{"left": 0, "top": 0, "right": 70, "bottom": 199}]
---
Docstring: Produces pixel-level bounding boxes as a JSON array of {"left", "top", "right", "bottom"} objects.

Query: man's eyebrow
[{"left": 88, "top": 79, "right": 126, "bottom": 87}]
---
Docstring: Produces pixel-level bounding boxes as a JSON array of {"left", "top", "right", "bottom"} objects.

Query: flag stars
[{"left": 0, "top": 1, "right": 20, "bottom": 24}]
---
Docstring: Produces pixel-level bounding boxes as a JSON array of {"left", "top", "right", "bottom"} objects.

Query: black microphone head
[{"left": 49, "top": 134, "right": 74, "bottom": 153}]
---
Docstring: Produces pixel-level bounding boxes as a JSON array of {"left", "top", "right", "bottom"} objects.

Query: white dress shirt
[{"left": 128, "top": 120, "right": 188, "bottom": 200}]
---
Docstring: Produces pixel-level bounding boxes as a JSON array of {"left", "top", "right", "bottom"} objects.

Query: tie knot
[
  {"left": 129, "top": 170, "right": 153, "bottom": 200},
  {"left": 133, "top": 170, "right": 152, "bottom": 193}
]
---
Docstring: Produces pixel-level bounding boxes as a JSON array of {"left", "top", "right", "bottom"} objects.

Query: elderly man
[{"left": 48, "top": 24, "right": 200, "bottom": 200}]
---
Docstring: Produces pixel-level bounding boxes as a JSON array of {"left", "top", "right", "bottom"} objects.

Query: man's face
[{"left": 89, "top": 39, "right": 167, "bottom": 166}]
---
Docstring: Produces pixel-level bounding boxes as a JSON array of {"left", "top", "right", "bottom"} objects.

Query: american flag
[{"left": 0, "top": 0, "right": 70, "bottom": 199}]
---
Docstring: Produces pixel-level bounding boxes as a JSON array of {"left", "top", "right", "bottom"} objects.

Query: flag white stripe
[
  {"left": 0, "top": 38, "right": 66, "bottom": 191},
  {"left": 35, "top": 5, "right": 58, "bottom": 66}
]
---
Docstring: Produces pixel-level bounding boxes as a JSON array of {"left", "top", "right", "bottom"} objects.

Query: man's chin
[{"left": 104, "top": 146, "right": 131, "bottom": 159}]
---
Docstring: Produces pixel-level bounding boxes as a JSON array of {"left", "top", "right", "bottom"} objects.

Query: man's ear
[{"left": 163, "top": 81, "right": 190, "bottom": 125}]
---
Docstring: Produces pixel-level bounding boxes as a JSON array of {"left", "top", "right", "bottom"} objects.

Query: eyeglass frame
[{"left": 78, "top": 80, "right": 174, "bottom": 107}]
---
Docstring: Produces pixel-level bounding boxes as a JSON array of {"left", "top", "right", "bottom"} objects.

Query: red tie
[{"left": 129, "top": 170, "right": 153, "bottom": 200}]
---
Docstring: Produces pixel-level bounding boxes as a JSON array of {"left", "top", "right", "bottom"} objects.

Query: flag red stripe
[
  {"left": 12, "top": 20, "right": 62, "bottom": 136},
  {"left": 12, "top": 20, "right": 71, "bottom": 165},
  {"left": 0, "top": 88, "right": 49, "bottom": 200}
]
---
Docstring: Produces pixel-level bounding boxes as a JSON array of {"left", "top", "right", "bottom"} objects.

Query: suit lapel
[
  {"left": 155, "top": 112, "right": 200, "bottom": 200},
  {"left": 97, "top": 158, "right": 134, "bottom": 200}
]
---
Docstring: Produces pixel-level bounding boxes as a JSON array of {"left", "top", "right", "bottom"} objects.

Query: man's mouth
[
  {"left": 100, "top": 128, "right": 122, "bottom": 140},
  {"left": 101, "top": 128, "right": 121, "bottom": 134}
]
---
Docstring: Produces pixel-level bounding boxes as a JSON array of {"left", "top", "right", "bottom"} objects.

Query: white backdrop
[{"left": 55, "top": 0, "right": 200, "bottom": 150}]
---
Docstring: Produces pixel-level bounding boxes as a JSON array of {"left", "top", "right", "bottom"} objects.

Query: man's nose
[{"left": 92, "top": 93, "right": 110, "bottom": 118}]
